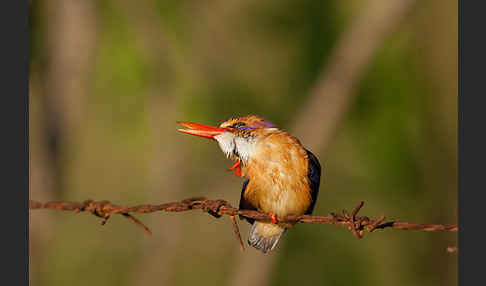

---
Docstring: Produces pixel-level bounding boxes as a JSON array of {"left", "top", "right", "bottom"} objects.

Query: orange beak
[
  {"left": 177, "top": 120, "right": 242, "bottom": 177},
  {"left": 177, "top": 121, "right": 227, "bottom": 140}
]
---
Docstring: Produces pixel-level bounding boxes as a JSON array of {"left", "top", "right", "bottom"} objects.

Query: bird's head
[{"left": 177, "top": 115, "right": 277, "bottom": 175}]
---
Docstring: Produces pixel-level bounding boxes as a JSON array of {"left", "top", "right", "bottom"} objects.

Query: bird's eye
[{"left": 231, "top": 122, "right": 246, "bottom": 129}]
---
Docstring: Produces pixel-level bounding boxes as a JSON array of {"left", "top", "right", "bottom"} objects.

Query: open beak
[
  {"left": 178, "top": 120, "right": 242, "bottom": 178},
  {"left": 177, "top": 121, "right": 227, "bottom": 140}
]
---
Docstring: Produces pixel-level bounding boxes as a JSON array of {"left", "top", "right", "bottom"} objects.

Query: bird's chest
[
  {"left": 244, "top": 179, "right": 310, "bottom": 217},
  {"left": 242, "top": 142, "right": 311, "bottom": 217}
]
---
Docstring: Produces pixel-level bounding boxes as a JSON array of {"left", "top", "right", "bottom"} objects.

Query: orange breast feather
[{"left": 242, "top": 130, "right": 312, "bottom": 218}]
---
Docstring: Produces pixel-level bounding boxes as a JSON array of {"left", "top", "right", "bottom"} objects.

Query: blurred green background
[{"left": 29, "top": 1, "right": 457, "bottom": 286}]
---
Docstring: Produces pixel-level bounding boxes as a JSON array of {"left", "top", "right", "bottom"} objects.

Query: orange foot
[
  {"left": 269, "top": 213, "right": 278, "bottom": 224},
  {"left": 228, "top": 159, "right": 242, "bottom": 177}
]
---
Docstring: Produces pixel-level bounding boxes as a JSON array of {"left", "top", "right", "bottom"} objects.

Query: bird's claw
[
  {"left": 228, "top": 159, "right": 242, "bottom": 177},
  {"left": 269, "top": 213, "right": 278, "bottom": 224}
]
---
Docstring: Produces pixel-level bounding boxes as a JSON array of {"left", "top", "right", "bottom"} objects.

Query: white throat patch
[
  {"left": 234, "top": 136, "right": 254, "bottom": 162},
  {"left": 214, "top": 132, "right": 235, "bottom": 158},
  {"left": 214, "top": 132, "right": 255, "bottom": 162}
]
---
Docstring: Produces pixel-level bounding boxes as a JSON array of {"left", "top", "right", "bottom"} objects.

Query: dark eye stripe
[{"left": 231, "top": 122, "right": 246, "bottom": 128}]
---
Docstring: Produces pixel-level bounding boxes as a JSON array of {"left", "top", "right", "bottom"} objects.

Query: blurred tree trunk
[
  {"left": 40, "top": 0, "right": 98, "bottom": 197},
  {"left": 292, "top": 0, "right": 416, "bottom": 154},
  {"left": 30, "top": 1, "right": 97, "bottom": 285}
]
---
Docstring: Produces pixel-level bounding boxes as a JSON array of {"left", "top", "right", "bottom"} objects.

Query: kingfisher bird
[{"left": 177, "top": 115, "right": 321, "bottom": 253}]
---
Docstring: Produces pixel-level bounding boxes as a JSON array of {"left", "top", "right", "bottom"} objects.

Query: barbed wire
[{"left": 29, "top": 197, "right": 457, "bottom": 251}]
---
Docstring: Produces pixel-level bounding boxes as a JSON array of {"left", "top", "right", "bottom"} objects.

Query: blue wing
[
  {"left": 304, "top": 149, "right": 321, "bottom": 214},
  {"left": 238, "top": 178, "right": 256, "bottom": 224}
]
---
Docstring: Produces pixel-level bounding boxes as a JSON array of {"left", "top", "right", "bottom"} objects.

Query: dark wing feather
[
  {"left": 238, "top": 178, "right": 256, "bottom": 224},
  {"left": 304, "top": 149, "right": 322, "bottom": 214}
]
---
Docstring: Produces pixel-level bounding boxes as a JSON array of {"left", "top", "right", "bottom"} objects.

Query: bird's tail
[{"left": 248, "top": 222, "right": 287, "bottom": 254}]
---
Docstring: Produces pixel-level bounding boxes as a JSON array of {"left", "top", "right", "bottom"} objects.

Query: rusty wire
[{"left": 29, "top": 197, "right": 457, "bottom": 251}]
